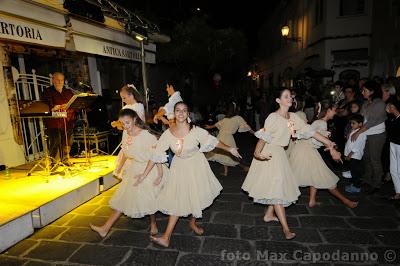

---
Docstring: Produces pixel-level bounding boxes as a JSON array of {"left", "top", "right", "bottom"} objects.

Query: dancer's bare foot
[
  {"left": 189, "top": 224, "right": 204, "bottom": 235},
  {"left": 283, "top": 230, "right": 296, "bottom": 240},
  {"left": 150, "top": 236, "right": 169, "bottom": 247},
  {"left": 263, "top": 214, "right": 279, "bottom": 223},
  {"left": 345, "top": 200, "right": 358, "bottom": 209},
  {"left": 308, "top": 201, "right": 321, "bottom": 208},
  {"left": 149, "top": 225, "right": 159, "bottom": 236},
  {"left": 89, "top": 224, "right": 108, "bottom": 238}
]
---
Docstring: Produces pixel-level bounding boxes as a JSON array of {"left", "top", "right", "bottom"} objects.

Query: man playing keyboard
[{"left": 41, "top": 72, "right": 75, "bottom": 164}]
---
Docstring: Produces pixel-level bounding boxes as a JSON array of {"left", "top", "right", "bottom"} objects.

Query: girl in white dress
[
  {"left": 112, "top": 84, "right": 146, "bottom": 171},
  {"left": 112, "top": 84, "right": 145, "bottom": 126},
  {"left": 90, "top": 109, "right": 165, "bottom": 237},
  {"left": 135, "top": 101, "right": 242, "bottom": 247},
  {"left": 206, "top": 102, "right": 254, "bottom": 176},
  {"left": 242, "top": 88, "right": 342, "bottom": 240},
  {"left": 289, "top": 104, "right": 358, "bottom": 208}
]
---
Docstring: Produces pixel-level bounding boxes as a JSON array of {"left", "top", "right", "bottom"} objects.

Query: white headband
[{"left": 127, "top": 84, "right": 140, "bottom": 94}]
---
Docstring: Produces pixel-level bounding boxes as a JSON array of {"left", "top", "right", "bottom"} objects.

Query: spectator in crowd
[
  {"left": 382, "top": 83, "right": 396, "bottom": 104},
  {"left": 385, "top": 101, "right": 400, "bottom": 200},
  {"left": 351, "top": 80, "right": 387, "bottom": 194},
  {"left": 344, "top": 114, "right": 367, "bottom": 193},
  {"left": 332, "top": 81, "right": 344, "bottom": 105}
]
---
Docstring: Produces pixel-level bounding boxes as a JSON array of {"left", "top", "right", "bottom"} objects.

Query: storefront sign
[
  {"left": 102, "top": 45, "right": 141, "bottom": 61},
  {"left": 71, "top": 34, "right": 156, "bottom": 63},
  {"left": 0, "top": 16, "right": 66, "bottom": 48}
]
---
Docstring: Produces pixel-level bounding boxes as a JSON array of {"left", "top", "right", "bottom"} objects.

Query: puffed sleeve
[
  {"left": 311, "top": 120, "right": 329, "bottom": 137},
  {"left": 142, "top": 132, "right": 158, "bottom": 161},
  {"left": 292, "top": 113, "right": 315, "bottom": 139},
  {"left": 237, "top": 116, "right": 251, "bottom": 132},
  {"left": 196, "top": 127, "right": 219, "bottom": 152},
  {"left": 215, "top": 120, "right": 223, "bottom": 130},
  {"left": 254, "top": 113, "right": 277, "bottom": 143},
  {"left": 151, "top": 131, "right": 170, "bottom": 163},
  {"left": 309, "top": 120, "right": 327, "bottom": 148}
]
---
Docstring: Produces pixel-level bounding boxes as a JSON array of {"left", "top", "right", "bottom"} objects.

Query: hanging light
[{"left": 281, "top": 25, "right": 290, "bottom": 37}]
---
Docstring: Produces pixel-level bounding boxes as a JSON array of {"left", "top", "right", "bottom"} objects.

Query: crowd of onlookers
[
  {"left": 247, "top": 77, "right": 400, "bottom": 200},
  {"left": 195, "top": 76, "right": 400, "bottom": 200}
]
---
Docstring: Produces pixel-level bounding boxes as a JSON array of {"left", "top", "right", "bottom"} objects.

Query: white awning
[
  {"left": 67, "top": 18, "right": 156, "bottom": 64},
  {"left": 0, "top": 0, "right": 66, "bottom": 48}
]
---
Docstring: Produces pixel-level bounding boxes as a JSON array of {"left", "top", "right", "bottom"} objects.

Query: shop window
[
  {"left": 339, "top": 0, "right": 365, "bottom": 16},
  {"left": 332, "top": 48, "right": 368, "bottom": 62}
]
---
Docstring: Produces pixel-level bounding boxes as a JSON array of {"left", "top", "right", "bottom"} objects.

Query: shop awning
[
  {"left": 66, "top": 18, "right": 156, "bottom": 64},
  {"left": 0, "top": 0, "right": 67, "bottom": 48}
]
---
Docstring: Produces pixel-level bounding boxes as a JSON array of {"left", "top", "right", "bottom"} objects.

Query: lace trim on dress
[
  {"left": 158, "top": 209, "right": 203, "bottom": 218},
  {"left": 253, "top": 198, "right": 295, "bottom": 207},
  {"left": 151, "top": 153, "right": 168, "bottom": 163},
  {"left": 199, "top": 136, "right": 219, "bottom": 152},
  {"left": 294, "top": 129, "right": 316, "bottom": 140},
  {"left": 254, "top": 128, "right": 272, "bottom": 143},
  {"left": 238, "top": 124, "right": 251, "bottom": 133}
]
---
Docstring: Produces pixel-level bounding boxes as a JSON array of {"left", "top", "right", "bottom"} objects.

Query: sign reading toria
[
  {"left": 0, "top": 16, "right": 66, "bottom": 47},
  {"left": 0, "top": 21, "right": 42, "bottom": 40}
]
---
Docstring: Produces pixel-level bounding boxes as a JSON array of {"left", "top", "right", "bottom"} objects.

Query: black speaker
[{"left": 64, "top": 0, "right": 105, "bottom": 23}]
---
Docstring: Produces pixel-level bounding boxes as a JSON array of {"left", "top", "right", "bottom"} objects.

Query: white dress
[
  {"left": 152, "top": 126, "right": 222, "bottom": 218},
  {"left": 162, "top": 91, "right": 183, "bottom": 119},
  {"left": 242, "top": 112, "right": 315, "bottom": 207},
  {"left": 114, "top": 103, "right": 146, "bottom": 171},
  {"left": 123, "top": 103, "right": 145, "bottom": 122},
  {"left": 288, "top": 119, "right": 339, "bottom": 189},
  {"left": 208, "top": 116, "right": 251, "bottom": 166},
  {"left": 109, "top": 130, "right": 167, "bottom": 218}
]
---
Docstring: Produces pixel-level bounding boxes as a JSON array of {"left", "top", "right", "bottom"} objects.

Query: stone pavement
[{"left": 1, "top": 135, "right": 400, "bottom": 266}]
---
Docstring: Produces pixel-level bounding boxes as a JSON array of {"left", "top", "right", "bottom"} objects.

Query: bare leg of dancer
[
  {"left": 189, "top": 216, "right": 204, "bottom": 235},
  {"left": 263, "top": 205, "right": 279, "bottom": 222},
  {"left": 149, "top": 214, "right": 158, "bottom": 235},
  {"left": 309, "top": 186, "right": 319, "bottom": 207},
  {"left": 90, "top": 210, "right": 121, "bottom": 237},
  {"left": 150, "top": 215, "right": 179, "bottom": 247},
  {"left": 274, "top": 204, "right": 296, "bottom": 240},
  {"left": 328, "top": 187, "right": 358, "bottom": 208}
]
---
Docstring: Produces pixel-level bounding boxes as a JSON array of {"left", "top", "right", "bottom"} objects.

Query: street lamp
[
  {"left": 281, "top": 25, "right": 301, "bottom": 42},
  {"left": 281, "top": 25, "right": 290, "bottom": 37},
  {"left": 135, "top": 34, "right": 145, "bottom": 41},
  {"left": 134, "top": 33, "right": 149, "bottom": 112}
]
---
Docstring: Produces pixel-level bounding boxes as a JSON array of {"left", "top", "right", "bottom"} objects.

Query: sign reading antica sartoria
[
  {"left": 0, "top": 16, "right": 65, "bottom": 47},
  {"left": 103, "top": 45, "right": 141, "bottom": 60},
  {"left": 0, "top": 20, "right": 42, "bottom": 40}
]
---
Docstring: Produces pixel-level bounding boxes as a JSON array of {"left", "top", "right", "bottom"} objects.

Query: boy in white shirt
[{"left": 345, "top": 114, "right": 367, "bottom": 193}]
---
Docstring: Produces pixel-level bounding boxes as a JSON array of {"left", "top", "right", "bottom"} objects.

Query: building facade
[{"left": 256, "top": 0, "right": 400, "bottom": 89}]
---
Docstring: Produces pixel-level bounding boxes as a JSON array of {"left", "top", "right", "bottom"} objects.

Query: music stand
[
  {"left": 66, "top": 94, "right": 98, "bottom": 165},
  {"left": 27, "top": 117, "right": 70, "bottom": 179}
]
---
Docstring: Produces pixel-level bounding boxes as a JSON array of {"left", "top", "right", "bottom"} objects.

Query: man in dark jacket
[{"left": 41, "top": 72, "right": 75, "bottom": 162}]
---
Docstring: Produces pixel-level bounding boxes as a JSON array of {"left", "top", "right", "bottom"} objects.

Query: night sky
[{"left": 114, "top": 0, "right": 279, "bottom": 57}]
